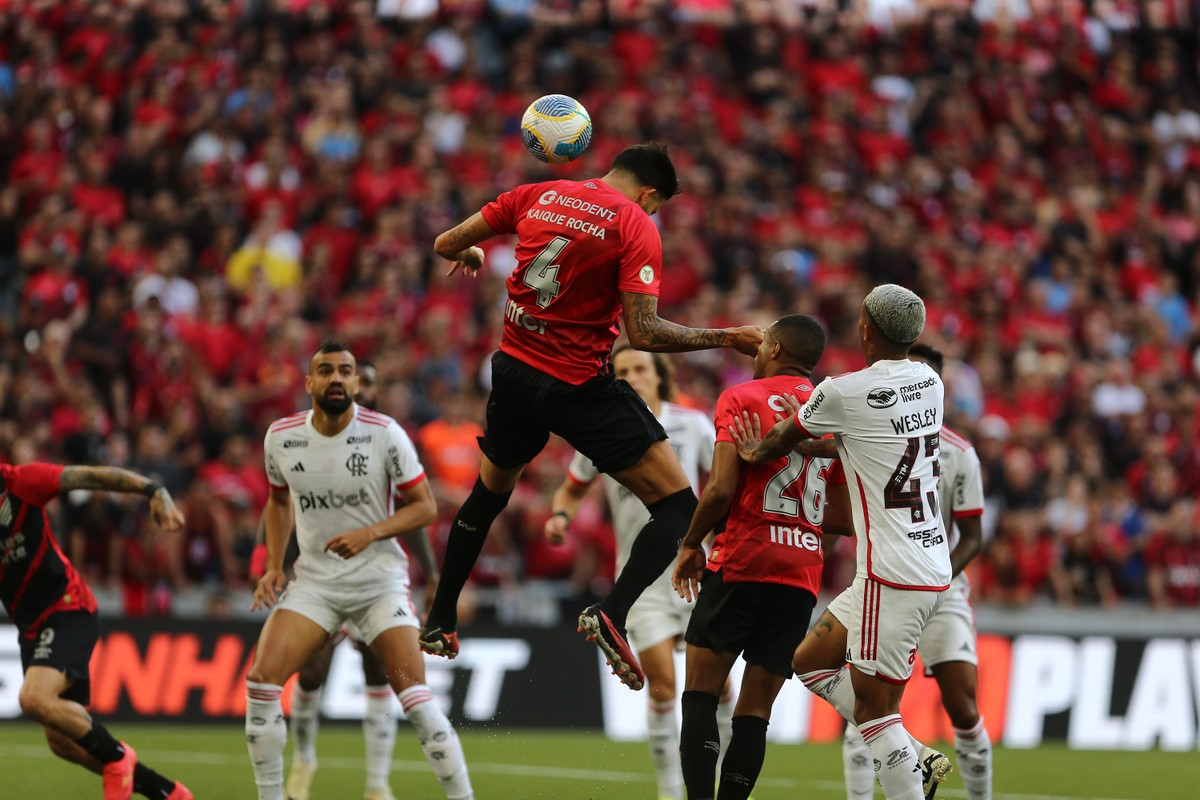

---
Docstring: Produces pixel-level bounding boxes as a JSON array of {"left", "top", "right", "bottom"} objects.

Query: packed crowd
[{"left": 2, "top": 0, "right": 1199, "bottom": 619}]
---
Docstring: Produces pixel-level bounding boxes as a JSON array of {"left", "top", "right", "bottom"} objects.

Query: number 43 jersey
[
  {"left": 709, "top": 375, "right": 833, "bottom": 595},
  {"left": 795, "top": 359, "right": 951, "bottom": 591}
]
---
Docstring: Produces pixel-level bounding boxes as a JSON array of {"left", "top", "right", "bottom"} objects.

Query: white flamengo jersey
[
  {"left": 567, "top": 402, "right": 715, "bottom": 575},
  {"left": 264, "top": 405, "right": 426, "bottom": 588},
  {"left": 937, "top": 425, "right": 985, "bottom": 598},
  {"left": 795, "top": 358, "right": 951, "bottom": 590}
]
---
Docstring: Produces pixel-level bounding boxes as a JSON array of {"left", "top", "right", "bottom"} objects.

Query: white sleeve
[
  {"left": 795, "top": 377, "right": 846, "bottom": 437},
  {"left": 385, "top": 422, "right": 427, "bottom": 490},
  {"left": 567, "top": 450, "right": 598, "bottom": 484},
  {"left": 953, "top": 446, "right": 985, "bottom": 517},
  {"left": 263, "top": 433, "right": 287, "bottom": 489}
]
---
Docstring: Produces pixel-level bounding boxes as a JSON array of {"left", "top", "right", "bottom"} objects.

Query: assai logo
[
  {"left": 283, "top": 440, "right": 307, "bottom": 449},
  {"left": 866, "top": 387, "right": 898, "bottom": 409}
]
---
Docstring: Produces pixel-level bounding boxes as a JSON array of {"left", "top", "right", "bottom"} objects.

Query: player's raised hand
[
  {"left": 149, "top": 488, "right": 186, "bottom": 532},
  {"left": 324, "top": 527, "right": 375, "bottom": 559},
  {"left": 446, "top": 246, "right": 485, "bottom": 279},
  {"left": 725, "top": 325, "right": 766, "bottom": 356},
  {"left": 252, "top": 568, "right": 287, "bottom": 611},
  {"left": 729, "top": 410, "right": 765, "bottom": 462},
  {"left": 543, "top": 512, "right": 570, "bottom": 545},
  {"left": 672, "top": 545, "right": 707, "bottom": 602}
]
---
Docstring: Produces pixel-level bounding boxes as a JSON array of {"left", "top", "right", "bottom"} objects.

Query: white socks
[
  {"left": 859, "top": 715, "right": 922, "bottom": 800},
  {"left": 716, "top": 687, "right": 735, "bottom": 756},
  {"left": 842, "top": 726, "right": 876, "bottom": 799},
  {"left": 364, "top": 684, "right": 397, "bottom": 791},
  {"left": 399, "top": 684, "right": 474, "bottom": 800},
  {"left": 246, "top": 682, "right": 287, "bottom": 800},
  {"left": 954, "top": 718, "right": 992, "bottom": 800},
  {"left": 290, "top": 685, "right": 322, "bottom": 766},
  {"left": 646, "top": 699, "right": 683, "bottom": 800},
  {"left": 799, "top": 668, "right": 928, "bottom": 771}
]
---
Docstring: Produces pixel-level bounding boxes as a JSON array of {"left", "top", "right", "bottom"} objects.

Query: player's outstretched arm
[
  {"left": 673, "top": 442, "right": 740, "bottom": 603},
  {"left": 728, "top": 410, "right": 804, "bottom": 464},
  {"left": 544, "top": 476, "right": 590, "bottom": 545},
  {"left": 621, "top": 291, "right": 764, "bottom": 355},
  {"left": 434, "top": 212, "right": 496, "bottom": 277},
  {"left": 59, "top": 465, "right": 184, "bottom": 531}
]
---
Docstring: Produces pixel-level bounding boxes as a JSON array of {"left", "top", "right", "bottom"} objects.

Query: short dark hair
[
  {"left": 316, "top": 338, "right": 352, "bottom": 356},
  {"left": 610, "top": 143, "right": 680, "bottom": 200},
  {"left": 612, "top": 344, "right": 676, "bottom": 402},
  {"left": 771, "top": 314, "right": 826, "bottom": 369},
  {"left": 907, "top": 343, "right": 945, "bottom": 375}
]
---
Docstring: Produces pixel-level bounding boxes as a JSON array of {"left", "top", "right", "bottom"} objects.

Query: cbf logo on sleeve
[
  {"left": 866, "top": 387, "right": 898, "bottom": 409},
  {"left": 639, "top": 265, "right": 654, "bottom": 284}
]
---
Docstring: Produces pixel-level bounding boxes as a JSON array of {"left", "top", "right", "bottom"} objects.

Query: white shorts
[
  {"left": 917, "top": 581, "right": 976, "bottom": 672},
  {"left": 275, "top": 576, "right": 418, "bottom": 646},
  {"left": 827, "top": 575, "right": 942, "bottom": 683},
  {"left": 625, "top": 578, "right": 692, "bottom": 654}
]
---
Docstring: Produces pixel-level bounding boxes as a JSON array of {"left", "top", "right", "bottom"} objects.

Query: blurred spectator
[{"left": 1144, "top": 498, "right": 1200, "bottom": 608}]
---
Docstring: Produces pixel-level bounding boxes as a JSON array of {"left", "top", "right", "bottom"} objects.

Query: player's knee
[
  {"left": 942, "top": 693, "right": 979, "bottom": 730},
  {"left": 18, "top": 684, "right": 53, "bottom": 723}
]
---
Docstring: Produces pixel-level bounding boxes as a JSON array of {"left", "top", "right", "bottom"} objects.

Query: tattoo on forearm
[
  {"left": 60, "top": 466, "right": 159, "bottom": 495},
  {"left": 622, "top": 292, "right": 727, "bottom": 352},
  {"left": 446, "top": 225, "right": 472, "bottom": 250}
]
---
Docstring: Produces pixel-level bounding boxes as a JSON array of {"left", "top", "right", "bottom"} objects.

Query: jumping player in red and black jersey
[
  {"left": 671, "top": 314, "right": 835, "bottom": 800},
  {"left": 421, "top": 143, "right": 763, "bottom": 690},
  {"left": 2, "top": 462, "right": 193, "bottom": 800}
]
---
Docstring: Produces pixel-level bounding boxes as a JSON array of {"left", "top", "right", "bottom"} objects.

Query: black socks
[
  {"left": 680, "top": 690, "right": 720, "bottom": 800},
  {"left": 600, "top": 488, "right": 697, "bottom": 628},
  {"left": 425, "top": 477, "right": 512, "bottom": 630},
  {"left": 75, "top": 721, "right": 125, "bottom": 764},
  {"left": 718, "top": 715, "right": 769, "bottom": 800}
]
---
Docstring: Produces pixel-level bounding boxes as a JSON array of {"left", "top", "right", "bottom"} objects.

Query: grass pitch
[{"left": 0, "top": 722, "right": 1193, "bottom": 799}]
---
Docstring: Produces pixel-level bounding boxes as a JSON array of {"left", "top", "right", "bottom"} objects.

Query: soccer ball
[{"left": 520, "top": 94, "right": 592, "bottom": 165}]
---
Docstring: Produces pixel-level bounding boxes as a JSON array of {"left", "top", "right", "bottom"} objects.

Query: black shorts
[
  {"left": 684, "top": 570, "right": 816, "bottom": 678},
  {"left": 479, "top": 351, "right": 667, "bottom": 474},
  {"left": 19, "top": 611, "right": 99, "bottom": 705}
]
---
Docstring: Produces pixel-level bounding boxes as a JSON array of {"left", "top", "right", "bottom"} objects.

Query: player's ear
[{"left": 304, "top": 373, "right": 314, "bottom": 396}]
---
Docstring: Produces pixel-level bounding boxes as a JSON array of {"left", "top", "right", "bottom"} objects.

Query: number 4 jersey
[
  {"left": 709, "top": 375, "right": 833, "bottom": 596},
  {"left": 795, "top": 359, "right": 951, "bottom": 591},
  {"left": 481, "top": 179, "right": 662, "bottom": 385}
]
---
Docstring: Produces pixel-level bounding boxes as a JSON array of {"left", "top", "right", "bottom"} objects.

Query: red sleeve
[
  {"left": 2, "top": 463, "right": 64, "bottom": 507},
  {"left": 713, "top": 387, "right": 742, "bottom": 445},
  {"left": 826, "top": 459, "right": 846, "bottom": 487},
  {"left": 617, "top": 210, "right": 662, "bottom": 296},
  {"left": 480, "top": 184, "right": 531, "bottom": 234}
]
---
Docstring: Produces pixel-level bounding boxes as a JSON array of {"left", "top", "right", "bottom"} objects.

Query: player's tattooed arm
[
  {"left": 622, "top": 292, "right": 764, "bottom": 355},
  {"left": 434, "top": 212, "right": 496, "bottom": 270},
  {"left": 61, "top": 465, "right": 163, "bottom": 496},
  {"left": 59, "top": 466, "right": 185, "bottom": 531}
]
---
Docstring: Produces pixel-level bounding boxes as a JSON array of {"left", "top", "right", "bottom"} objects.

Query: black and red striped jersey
[{"left": 0, "top": 463, "right": 96, "bottom": 637}]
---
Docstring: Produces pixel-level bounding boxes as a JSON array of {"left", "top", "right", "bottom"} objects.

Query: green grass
[{"left": 0, "top": 722, "right": 1195, "bottom": 799}]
